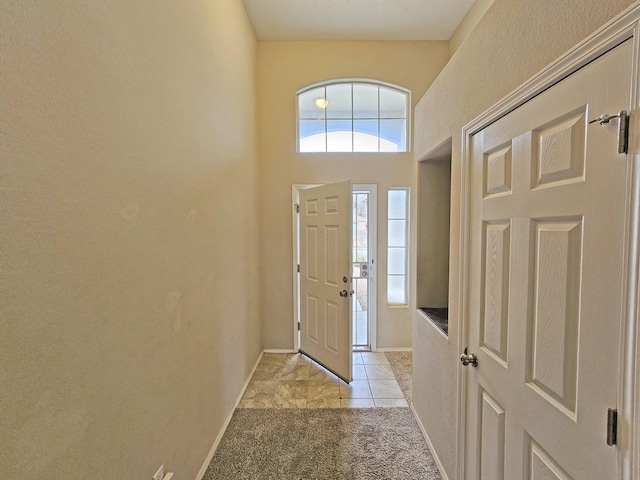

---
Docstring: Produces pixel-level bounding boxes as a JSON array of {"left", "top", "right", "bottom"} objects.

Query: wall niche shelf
[
  {"left": 419, "top": 308, "right": 448, "bottom": 335},
  {"left": 416, "top": 138, "right": 452, "bottom": 337}
]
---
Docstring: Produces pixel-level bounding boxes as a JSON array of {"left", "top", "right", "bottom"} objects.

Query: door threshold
[{"left": 352, "top": 346, "right": 371, "bottom": 352}]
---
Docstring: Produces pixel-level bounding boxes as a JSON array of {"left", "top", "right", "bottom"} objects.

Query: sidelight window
[{"left": 387, "top": 188, "right": 409, "bottom": 305}]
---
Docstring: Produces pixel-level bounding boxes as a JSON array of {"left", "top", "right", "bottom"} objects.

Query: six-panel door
[
  {"left": 299, "top": 181, "right": 353, "bottom": 382},
  {"left": 465, "top": 39, "right": 632, "bottom": 479}
]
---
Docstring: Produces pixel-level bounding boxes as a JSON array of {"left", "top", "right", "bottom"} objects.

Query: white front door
[
  {"left": 465, "top": 39, "right": 632, "bottom": 479},
  {"left": 299, "top": 181, "right": 352, "bottom": 382}
]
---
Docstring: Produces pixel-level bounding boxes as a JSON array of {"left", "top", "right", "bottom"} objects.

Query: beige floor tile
[
  {"left": 251, "top": 365, "right": 282, "bottom": 380},
  {"left": 369, "top": 379, "right": 404, "bottom": 399},
  {"left": 352, "top": 364, "right": 367, "bottom": 380},
  {"left": 364, "top": 364, "right": 396, "bottom": 380},
  {"left": 307, "top": 398, "right": 341, "bottom": 409},
  {"left": 374, "top": 398, "right": 408, "bottom": 408},
  {"left": 273, "top": 397, "right": 307, "bottom": 408},
  {"left": 238, "top": 351, "right": 409, "bottom": 411},
  {"left": 260, "top": 353, "right": 288, "bottom": 366},
  {"left": 339, "top": 380, "right": 372, "bottom": 399},
  {"left": 285, "top": 353, "right": 313, "bottom": 365},
  {"left": 309, "top": 367, "right": 340, "bottom": 384},
  {"left": 307, "top": 383, "right": 340, "bottom": 400},
  {"left": 238, "top": 398, "right": 274, "bottom": 408},
  {"left": 361, "top": 352, "right": 389, "bottom": 365},
  {"left": 340, "top": 398, "right": 375, "bottom": 408},
  {"left": 278, "top": 380, "right": 309, "bottom": 399},
  {"left": 280, "top": 364, "right": 310, "bottom": 381},
  {"left": 243, "top": 380, "right": 278, "bottom": 399}
]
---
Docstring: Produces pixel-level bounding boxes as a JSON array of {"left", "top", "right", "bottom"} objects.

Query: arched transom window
[{"left": 297, "top": 80, "right": 409, "bottom": 153}]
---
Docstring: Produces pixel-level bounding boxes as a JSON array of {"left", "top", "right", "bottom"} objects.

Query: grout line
[{"left": 240, "top": 352, "right": 405, "bottom": 409}]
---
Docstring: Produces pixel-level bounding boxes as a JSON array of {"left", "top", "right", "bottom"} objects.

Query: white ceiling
[{"left": 241, "top": 0, "right": 476, "bottom": 41}]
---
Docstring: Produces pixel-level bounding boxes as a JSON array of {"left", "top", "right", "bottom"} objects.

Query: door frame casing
[
  {"left": 457, "top": 6, "right": 640, "bottom": 479},
  {"left": 292, "top": 184, "right": 378, "bottom": 352},
  {"left": 351, "top": 185, "right": 378, "bottom": 350}
]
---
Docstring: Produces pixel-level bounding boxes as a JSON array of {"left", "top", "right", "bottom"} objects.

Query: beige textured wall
[
  {"left": 412, "top": 1, "right": 637, "bottom": 478},
  {"left": 416, "top": 158, "right": 451, "bottom": 309},
  {"left": 448, "top": 0, "right": 496, "bottom": 57},
  {"left": 0, "top": 1, "right": 260, "bottom": 478},
  {"left": 258, "top": 41, "right": 450, "bottom": 350}
]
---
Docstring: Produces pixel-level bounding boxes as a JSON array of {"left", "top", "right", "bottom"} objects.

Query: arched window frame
[{"left": 296, "top": 79, "right": 411, "bottom": 153}]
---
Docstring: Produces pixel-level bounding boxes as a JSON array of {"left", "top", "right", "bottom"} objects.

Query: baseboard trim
[
  {"left": 263, "top": 348, "right": 297, "bottom": 353},
  {"left": 195, "top": 350, "right": 264, "bottom": 480},
  {"left": 410, "top": 404, "right": 450, "bottom": 480},
  {"left": 376, "top": 347, "right": 413, "bottom": 352}
]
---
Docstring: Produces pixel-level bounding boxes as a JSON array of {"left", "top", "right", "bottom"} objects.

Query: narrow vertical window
[{"left": 387, "top": 188, "right": 409, "bottom": 305}]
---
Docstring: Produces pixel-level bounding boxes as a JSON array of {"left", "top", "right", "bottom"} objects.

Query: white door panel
[
  {"left": 299, "top": 181, "right": 352, "bottom": 382},
  {"left": 465, "top": 39, "right": 632, "bottom": 479}
]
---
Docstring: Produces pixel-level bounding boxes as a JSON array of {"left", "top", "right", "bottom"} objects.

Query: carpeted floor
[
  {"left": 384, "top": 351, "right": 412, "bottom": 404},
  {"left": 204, "top": 407, "right": 441, "bottom": 480},
  {"left": 204, "top": 351, "right": 434, "bottom": 479}
]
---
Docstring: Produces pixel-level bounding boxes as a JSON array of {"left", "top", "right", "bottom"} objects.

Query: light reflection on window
[
  {"left": 387, "top": 188, "right": 409, "bottom": 305},
  {"left": 298, "top": 82, "right": 409, "bottom": 153}
]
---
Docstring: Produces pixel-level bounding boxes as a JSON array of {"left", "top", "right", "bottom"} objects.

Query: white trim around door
[
  {"left": 457, "top": 5, "right": 640, "bottom": 479},
  {"left": 292, "top": 184, "right": 378, "bottom": 353}
]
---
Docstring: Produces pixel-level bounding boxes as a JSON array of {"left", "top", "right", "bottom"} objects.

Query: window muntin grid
[
  {"left": 387, "top": 188, "right": 409, "bottom": 305},
  {"left": 298, "top": 82, "right": 409, "bottom": 153}
]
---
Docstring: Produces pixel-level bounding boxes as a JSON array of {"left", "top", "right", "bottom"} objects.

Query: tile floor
[{"left": 238, "top": 352, "right": 407, "bottom": 409}]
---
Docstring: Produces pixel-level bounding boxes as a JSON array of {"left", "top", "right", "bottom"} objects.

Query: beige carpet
[
  {"left": 204, "top": 351, "right": 435, "bottom": 479},
  {"left": 204, "top": 408, "right": 441, "bottom": 479},
  {"left": 385, "top": 351, "right": 412, "bottom": 404}
]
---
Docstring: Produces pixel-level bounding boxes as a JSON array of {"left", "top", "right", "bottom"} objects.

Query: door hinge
[
  {"left": 607, "top": 408, "right": 617, "bottom": 446},
  {"left": 589, "top": 110, "right": 629, "bottom": 154},
  {"left": 297, "top": 264, "right": 300, "bottom": 273},
  {"left": 295, "top": 203, "right": 300, "bottom": 213},
  {"left": 616, "top": 111, "right": 629, "bottom": 155},
  {"left": 297, "top": 322, "right": 300, "bottom": 331}
]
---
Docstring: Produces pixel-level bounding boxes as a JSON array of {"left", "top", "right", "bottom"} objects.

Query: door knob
[
  {"left": 460, "top": 348, "right": 478, "bottom": 367},
  {"left": 339, "top": 290, "right": 348, "bottom": 297}
]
